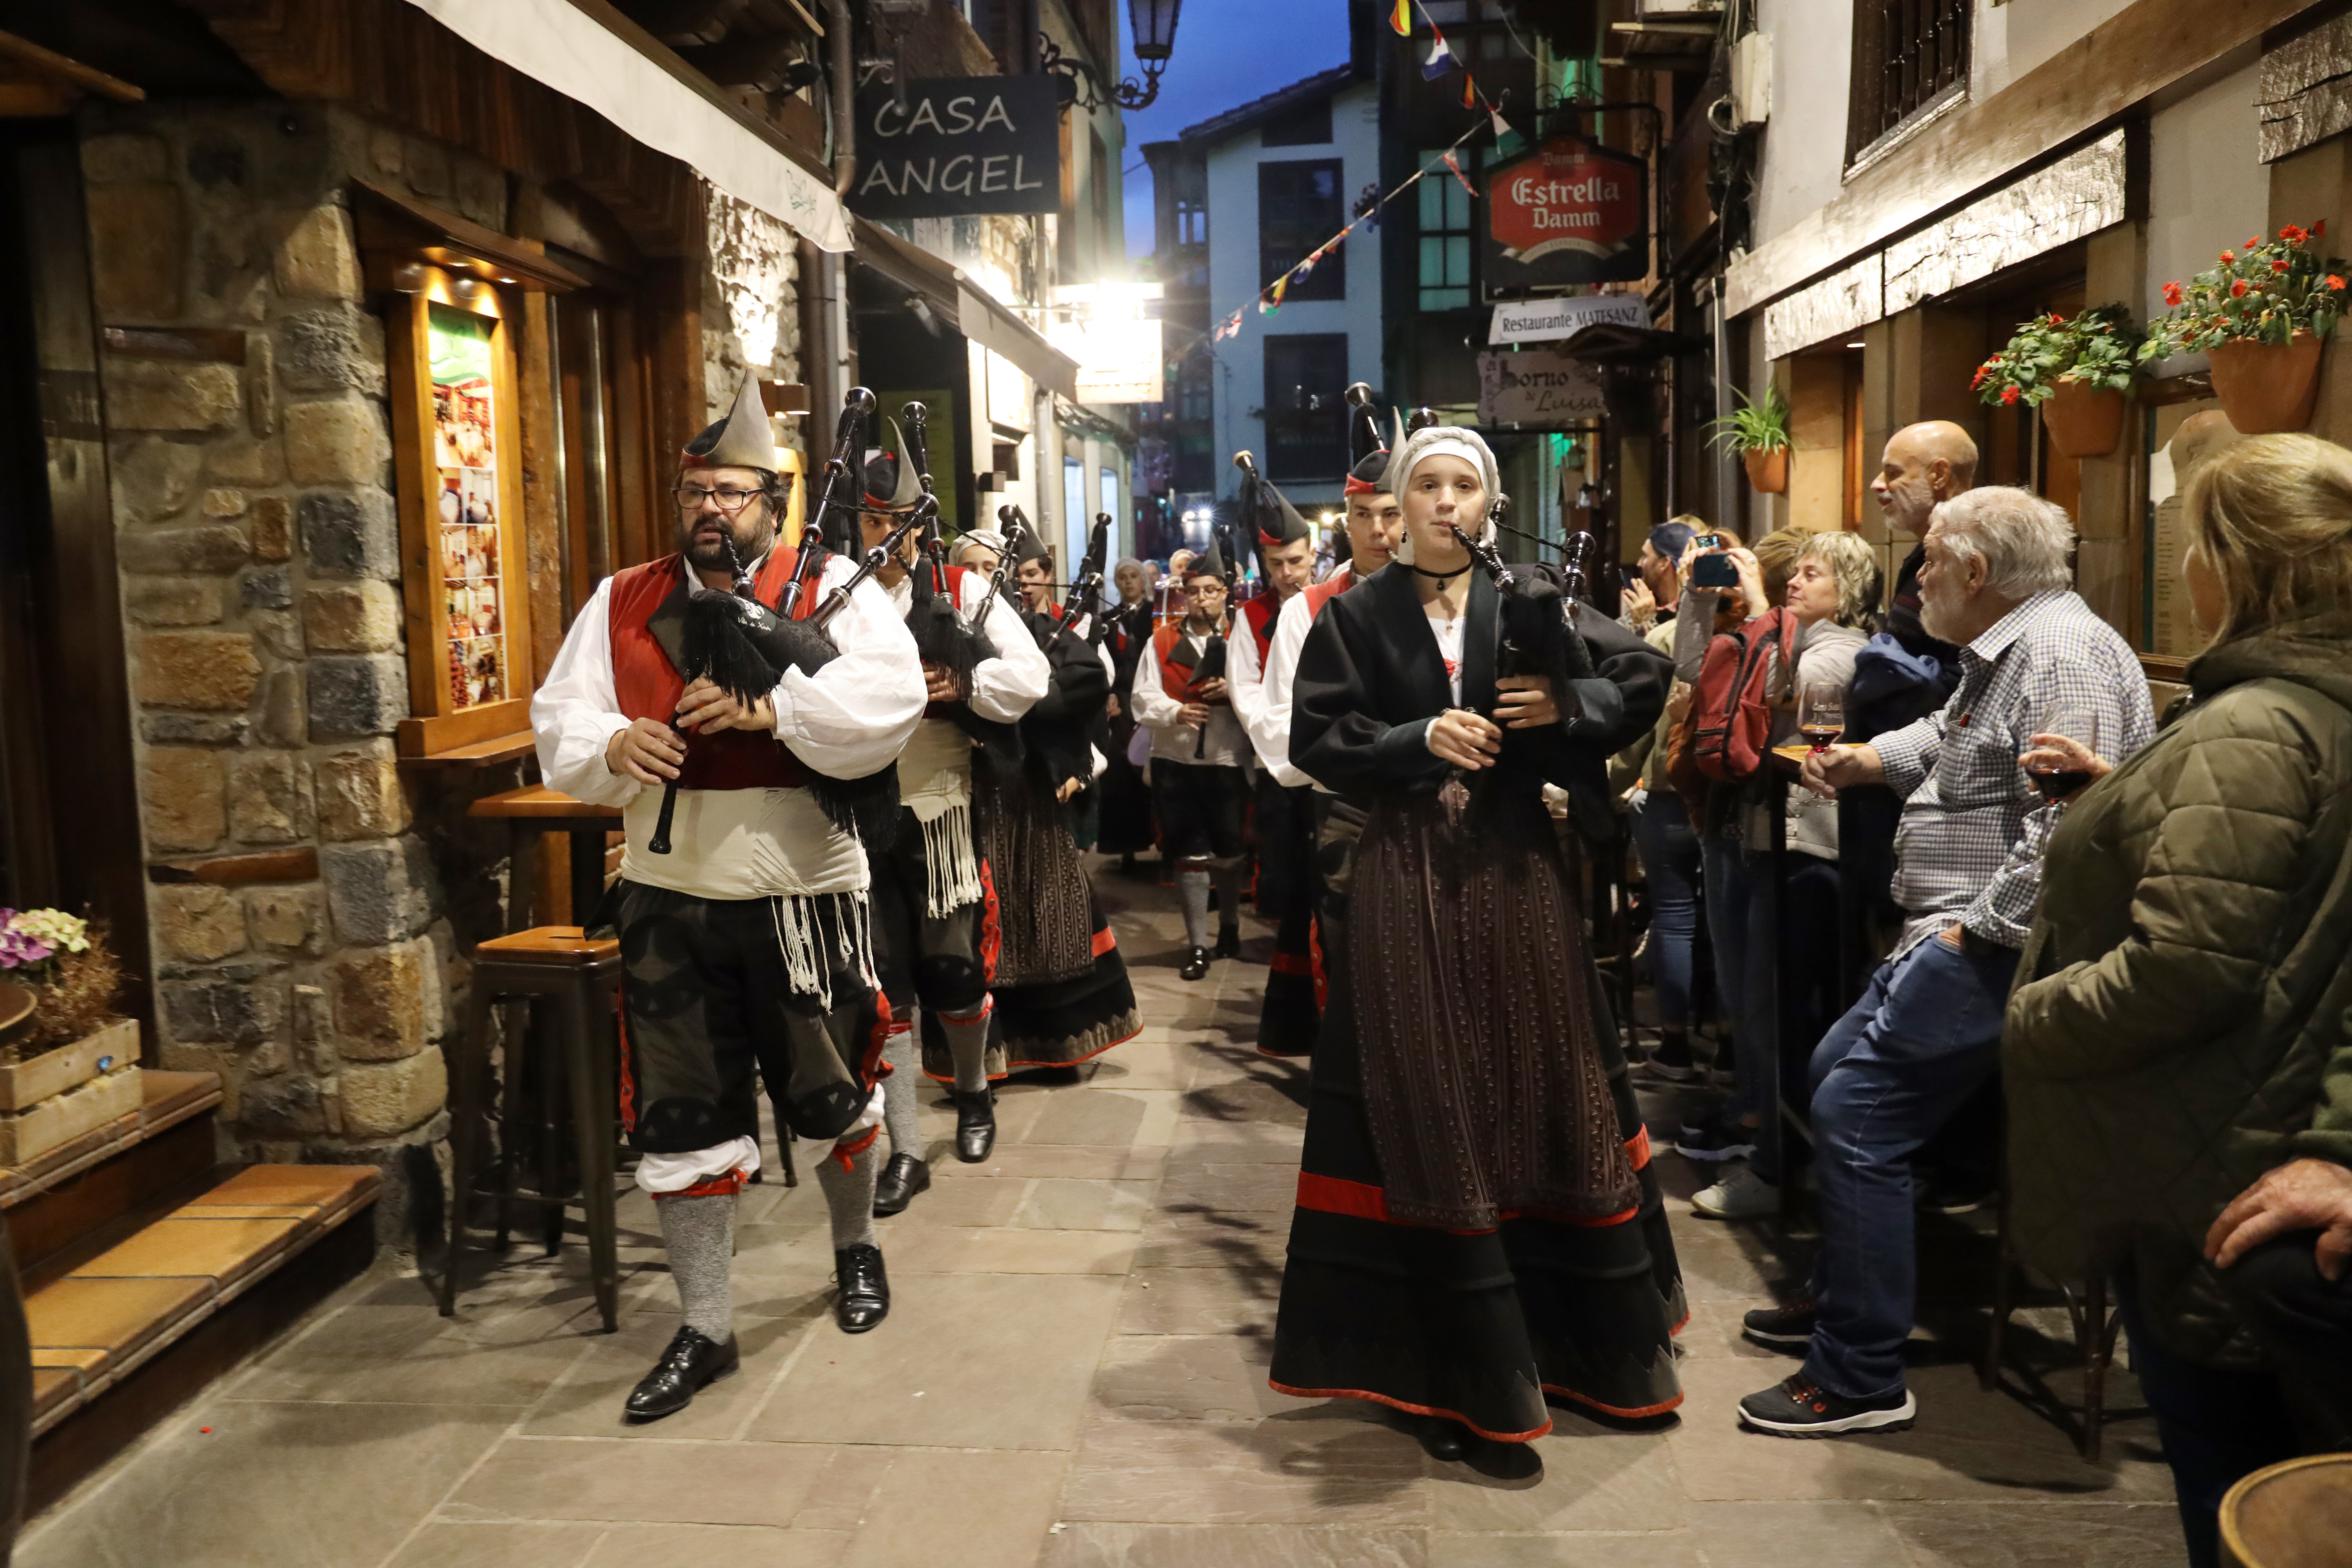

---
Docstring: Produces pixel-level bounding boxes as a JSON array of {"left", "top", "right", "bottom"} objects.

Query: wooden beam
[
  {"left": 0, "top": 29, "right": 144, "bottom": 104},
  {"left": 1727, "top": 0, "right": 2315, "bottom": 318}
]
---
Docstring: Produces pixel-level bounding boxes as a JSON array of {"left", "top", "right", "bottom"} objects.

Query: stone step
[{"left": 23, "top": 1162, "right": 380, "bottom": 1440}]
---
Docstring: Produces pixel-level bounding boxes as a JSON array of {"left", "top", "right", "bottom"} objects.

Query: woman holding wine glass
[
  {"left": 2005, "top": 433, "right": 2352, "bottom": 1567},
  {"left": 1672, "top": 532, "right": 1885, "bottom": 1221}
]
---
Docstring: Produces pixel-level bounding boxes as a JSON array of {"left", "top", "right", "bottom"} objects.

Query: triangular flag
[
  {"left": 1389, "top": 0, "right": 1412, "bottom": 36},
  {"left": 1460, "top": 71, "right": 1478, "bottom": 109},
  {"left": 1443, "top": 150, "right": 1477, "bottom": 197},
  {"left": 1489, "top": 106, "right": 1514, "bottom": 141},
  {"left": 1290, "top": 255, "right": 1316, "bottom": 285},
  {"left": 1421, "top": 27, "right": 1454, "bottom": 80},
  {"left": 1260, "top": 277, "right": 1288, "bottom": 314}
]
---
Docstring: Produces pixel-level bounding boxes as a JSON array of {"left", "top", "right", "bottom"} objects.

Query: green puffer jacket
[{"left": 2005, "top": 610, "right": 2352, "bottom": 1371}]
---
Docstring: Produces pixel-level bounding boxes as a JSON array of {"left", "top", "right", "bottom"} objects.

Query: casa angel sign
[
  {"left": 1483, "top": 135, "right": 1649, "bottom": 293},
  {"left": 853, "top": 76, "right": 1062, "bottom": 218}
]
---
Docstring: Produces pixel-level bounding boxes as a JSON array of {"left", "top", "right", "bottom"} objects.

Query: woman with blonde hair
[
  {"left": 2006, "top": 432, "right": 2352, "bottom": 1567},
  {"left": 1669, "top": 530, "right": 1883, "bottom": 1221}
]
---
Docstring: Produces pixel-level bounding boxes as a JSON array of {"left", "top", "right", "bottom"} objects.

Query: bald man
[{"left": 1870, "top": 421, "right": 1976, "bottom": 671}]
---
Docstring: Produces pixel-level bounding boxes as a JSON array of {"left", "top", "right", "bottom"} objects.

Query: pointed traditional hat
[
  {"left": 1186, "top": 530, "right": 1228, "bottom": 581},
  {"left": 1346, "top": 410, "right": 1395, "bottom": 496},
  {"left": 859, "top": 416, "right": 924, "bottom": 511},
  {"left": 1013, "top": 520, "right": 1051, "bottom": 567},
  {"left": 681, "top": 373, "right": 780, "bottom": 471},
  {"left": 1242, "top": 468, "right": 1312, "bottom": 552}
]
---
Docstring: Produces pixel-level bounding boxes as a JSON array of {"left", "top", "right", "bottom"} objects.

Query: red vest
[
  {"left": 1300, "top": 564, "right": 1357, "bottom": 626},
  {"left": 608, "top": 551, "right": 817, "bottom": 791},
  {"left": 1152, "top": 619, "right": 1211, "bottom": 703},
  {"left": 1242, "top": 593, "right": 1280, "bottom": 666}
]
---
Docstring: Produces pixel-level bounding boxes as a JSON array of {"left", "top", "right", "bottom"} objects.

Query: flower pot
[
  {"left": 1742, "top": 447, "right": 1789, "bottom": 494},
  {"left": 2041, "top": 380, "right": 2127, "bottom": 459},
  {"left": 2207, "top": 333, "right": 2324, "bottom": 435}
]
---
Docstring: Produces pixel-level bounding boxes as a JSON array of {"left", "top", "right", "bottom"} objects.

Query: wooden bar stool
[
  {"left": 1979, "top": 1185, "right": 2125, "bottom": 1458},
  {"left": 2221, "top": 1454, "right": 2352, "bottom": 1568},
  {"left": 441, "top": 925, "right": 623, "bottom": 1332}
]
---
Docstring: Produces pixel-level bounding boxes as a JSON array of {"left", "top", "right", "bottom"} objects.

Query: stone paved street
[{"left": 18, "top": 873, "right": 2186, "bottom": 1568}]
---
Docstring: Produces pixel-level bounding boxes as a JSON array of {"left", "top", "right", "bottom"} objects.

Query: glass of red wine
[
  {"left": 2025, "top": 706, "right": 2104, "bottom": 802},
  {"left": 1797, "top": 680, "right": 1845, "bottom": 752}
]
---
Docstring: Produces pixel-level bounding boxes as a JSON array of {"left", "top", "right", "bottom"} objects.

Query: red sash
[{"left": 608, "top": 550, "right": 816, "bottom": 791}]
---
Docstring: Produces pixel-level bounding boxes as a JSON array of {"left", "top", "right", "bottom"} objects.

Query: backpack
[{"left": 1668, "top": 607, "right": 1796, "bottom": 792}]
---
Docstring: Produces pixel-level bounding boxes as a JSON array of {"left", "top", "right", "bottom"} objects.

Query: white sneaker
[{"left": 1692, "top": 1164, "right": 1781, "bottom": 1220}]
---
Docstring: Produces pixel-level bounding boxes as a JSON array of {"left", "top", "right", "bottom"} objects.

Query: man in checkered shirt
[{"left": 1734, "top": 485, "right": 2157, "bottom": 1439}]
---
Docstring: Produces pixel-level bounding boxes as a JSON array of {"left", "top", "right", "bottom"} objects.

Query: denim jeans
[
  {"left": 1631, "top": 791, "right": 1702, "bottom": 1031},
  {"left": 1700, "top": 833, "right": 1752, "bottom": 1035},
  {"left": 1801, "top": 933, "right": 2017, "bottom": 1399}
]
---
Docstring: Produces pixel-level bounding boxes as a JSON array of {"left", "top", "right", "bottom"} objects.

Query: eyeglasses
[{"left": 672, "top": 483, "right": 764, "bottom": 514}]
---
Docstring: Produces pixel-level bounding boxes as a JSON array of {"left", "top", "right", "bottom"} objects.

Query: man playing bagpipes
[
  {"left": 531, "top": 377, "right": 925, "bottom": 1423},
  {"left": 1224, "top": 457, "right": 1323, "bottom": 1056},
  {"left": 924, "top": 517, "right": 1141, "bottom": 1082},
  {"left": 1128, "top": 531, "right": 1251, "bottom": 980},
  {"left": 855, "top": 413, "right": 1051, "bottom": 1218}
]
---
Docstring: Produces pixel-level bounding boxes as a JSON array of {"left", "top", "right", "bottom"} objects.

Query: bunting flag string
[
  {"left": 1394, "top": 0, "right": 1515, "bottom": 143},
  {"left": 1209, "top": 122, "right": 1486, "bottom": 346}
]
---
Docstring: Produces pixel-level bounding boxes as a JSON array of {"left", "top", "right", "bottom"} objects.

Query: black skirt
[{"left": 1267, "top": 795, "right": 1686, "bottom": 1438}]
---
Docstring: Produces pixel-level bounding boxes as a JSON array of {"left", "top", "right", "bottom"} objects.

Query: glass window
[
  {"left": 1063, "top": 455, "right": 1087, "bottom": 575},
  {"left": 1100, "top": 467, "right": 1121, "bottom": 543},
  {"left": 1417, "top": 147, "right": 1473, "bottom": 311},
  {"left": 1262, "top": 334, "right": 1350, "bottom": 484},
  {"left": 1258, "top": 161, "right": 1345, "bottom": 303}
]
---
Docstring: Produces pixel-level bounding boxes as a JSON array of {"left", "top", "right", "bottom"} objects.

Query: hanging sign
[
  {"left": 1483, "top": 136, "right": 1648, "bottom": 294},
  {"left": 1477, "top": 347, "right": 1609, "bottom": 425},
  {"left": 852, "top": 76, "right": 1061, "bottom": 218},
  {"left": 1487, "top": 292, "right": 1651, "bottom": 346}
]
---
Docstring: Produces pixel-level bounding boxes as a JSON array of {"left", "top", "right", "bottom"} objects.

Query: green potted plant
[
  {"left": 2142, "top": 222, "right": 2349, "bottom": 434},
  {"left": 1707, "top": 386, "right": 1793, "bottom": 494},
  {"left": 1972, "top": 306, "right": 2141, "bottom": 458}
]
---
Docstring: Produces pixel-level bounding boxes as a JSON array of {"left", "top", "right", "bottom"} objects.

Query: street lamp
[{"left": 1040, "top": 0, "right": 1185, "bottom": 112}]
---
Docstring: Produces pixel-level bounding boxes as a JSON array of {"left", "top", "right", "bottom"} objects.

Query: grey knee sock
[
  {"left": 656, "top": 1191, "right": 736, "bottom": 1342},
  {"left": 881, "top": 1027, "right": 923, "bottom": 1160},
  {"left": 1178, "top": 867, "right": 1212, "bottom": 949},
  {"left": 1212, "top": 861, "right": 1245, "bottom": 936},
  {"left": 939, "top": 1004, "right": 992, "bottom": 1096},
  {"left": 816, "top": 1136, "right": 880, "bottom": 1251}
]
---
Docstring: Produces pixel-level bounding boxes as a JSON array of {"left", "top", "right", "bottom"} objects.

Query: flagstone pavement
[{"left": 20, "top": 869, "right": 2186, "bottom": 1568}]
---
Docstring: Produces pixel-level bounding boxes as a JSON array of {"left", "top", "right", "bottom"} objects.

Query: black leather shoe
[
  {"left": 834, "top": 1243, "right": 889, "bottom": 1333},
  {"left": 623, "top": 1325, "right": 738, "bottom": 1422},
  {"left": 1179, "top": 945, "right": 1212, "bottom": 982},
  {"left": 1415, "top": 1415, "right": 1471, "bottom": 1461},
  {"left": 954, "top": 1090, "right": 997, "bottom": 1163},
  {"left": 872, "top": 1152, "right": 930, "bottom": 1216},
  {"left": 1213, "top": 926, "right": 1241, "bottom": 959}
]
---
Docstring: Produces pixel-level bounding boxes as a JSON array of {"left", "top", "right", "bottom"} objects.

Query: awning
[
  {"left": 850, "top": 216, "right": 1079, "bottom": 401},
  {"left": 396, "top": 0, "right": 851, "bottom": 252}
]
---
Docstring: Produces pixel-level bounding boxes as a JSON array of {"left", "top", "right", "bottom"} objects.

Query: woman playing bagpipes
[{"left": 1265, "top": 423, "right": 1688, "bottom": 1461}]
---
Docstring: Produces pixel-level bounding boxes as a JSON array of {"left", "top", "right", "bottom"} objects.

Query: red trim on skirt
[
  {"left": 663, "top": 1166, "right": 747, "bottom": 1200},
  {"left": 977, "top": 858, "right": 1003, "bottom": 984},
  {"left": 1294, "top": 1172, "right": 1641, "bottom": 1233},
  {"left": 1266, "top": 1379, "right": 1553, "bottom": 1444},
  {"left": 1089, "top": 924, "right": 1119, "bottom": 957},
  {"left": 613, "top": 992, "right": 638, "bottom": 1135}
]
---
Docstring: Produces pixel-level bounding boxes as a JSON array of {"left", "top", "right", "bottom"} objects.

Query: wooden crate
[
  {"left": 0, "top": 1062, "right": 142, "bottom": 1167},
  {"left": 0, "top": 1019, "right": 138, "bottom": 1112}
]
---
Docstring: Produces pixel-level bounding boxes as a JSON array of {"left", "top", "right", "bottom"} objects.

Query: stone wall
[{"left": 81, "top": 99, "right": 524, "bottom": 1242}]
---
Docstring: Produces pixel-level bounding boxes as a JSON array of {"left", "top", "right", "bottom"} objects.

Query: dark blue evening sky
[{"left": 1116, "top": 0, "right": 1355, "bottom": 264}]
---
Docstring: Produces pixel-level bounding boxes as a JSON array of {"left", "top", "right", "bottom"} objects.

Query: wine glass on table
[
  {"left": 2023, "top": 706, "right": 2104, "bottom": 802},
  {"left": 1797, "top": 679, "right": 1846, "bottom": 753}
]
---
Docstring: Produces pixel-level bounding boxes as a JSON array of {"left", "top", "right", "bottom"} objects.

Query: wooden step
[
  {"left": 3, "top": 1071, "right": 224, "bottom": 1279},
  {"left": 22, "top": 1162, "right": 380, "bottom": 1439}
]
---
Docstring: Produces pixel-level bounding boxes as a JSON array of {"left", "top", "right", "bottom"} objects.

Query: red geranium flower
[
  {"left": 2222, "top": 250, "right": 2237, "bottom": 264},
  {"left": 2231, "top": 279, "right": 2251, "bottom": 298},
  {"left": 2272, "top": 258, "right": 2292, "bottom": 273},
  {"left": 2000, "top": 386, "right": 2020, "bottom": 406},
  {"left": 2317, "top": 220, "right": 2329, "bottom": 239},
  {"left": 2330, "top": 275, "right": 2347, "bottom": 292},
  {"left": 2162, "top": 281, "right": 2184, "bottom": 306},
  {"left": 2282, "top": 224, "right": 2309, "bottom": 245},
  {"left": 2249, "top": 236, "right": 2264, "bottom": 250},
  {"left": 2048, "top": 313, "right": 2064, "bottom": 325}
]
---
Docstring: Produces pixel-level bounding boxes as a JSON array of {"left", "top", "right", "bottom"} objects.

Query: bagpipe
[
  {"left": 1442, "top": 495, "right": 1596, "bottom": 693},
  {"left": 1051, "top": 509, "right": 1115, "bottom": 653},
  {"left": 646, "top": 386, "right": 918, "bottom": 855},
  {"left": 899, "top": 400, "right": 998, "bottom": 696},
  {"left": 969, "top": 504, "right": 1026, "bottom": 636},
  {"left": 1170, "top": 464, "right": 1248, "bottom": 759}
]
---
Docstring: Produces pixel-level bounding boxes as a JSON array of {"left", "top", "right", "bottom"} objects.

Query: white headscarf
[
  {"left": 950, "top": 527, "right": 1008, "bottom": 567},
  {"left": 1383, "top": 426, "right": 1504, "bottom": 567}
]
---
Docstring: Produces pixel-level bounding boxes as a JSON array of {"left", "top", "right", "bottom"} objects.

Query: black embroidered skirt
[
  {"left": 921, "top": 754, "right": 1141, "bottom": 1078},
  {"left": 1267, "top": 792, "right": 1686, "bottom": 1438}
]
